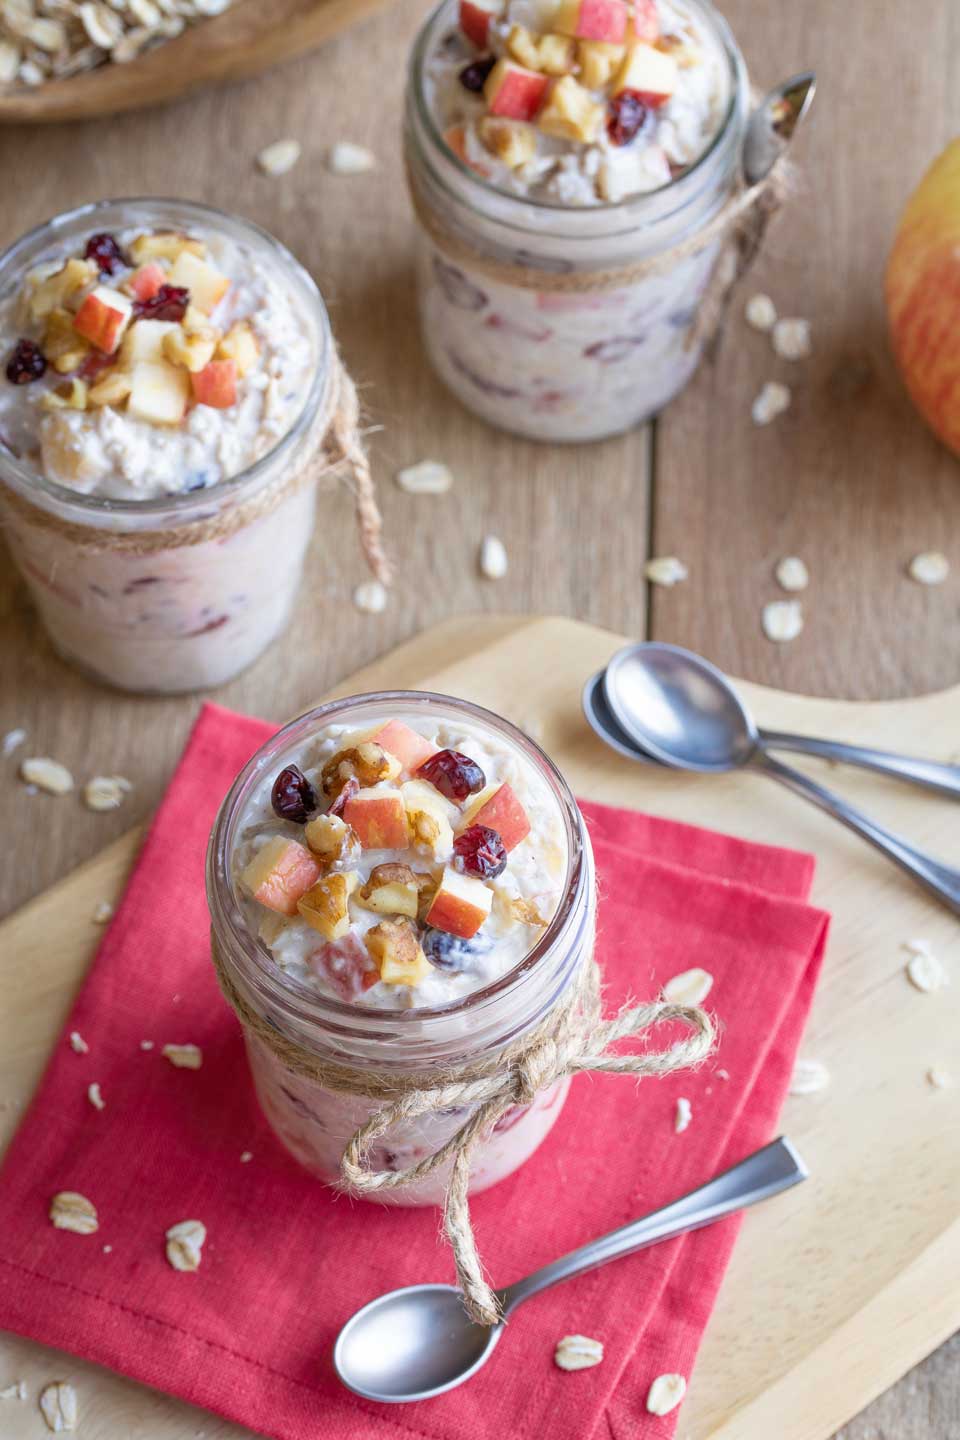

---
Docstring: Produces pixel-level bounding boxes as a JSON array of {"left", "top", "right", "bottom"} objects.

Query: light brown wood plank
[{"left": 650, "top": 0, "right": 960, "bottom": 700}]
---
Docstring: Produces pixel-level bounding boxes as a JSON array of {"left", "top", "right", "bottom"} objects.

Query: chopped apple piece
[
  {"left": 217, "top": 321, "right": 259, "bottom": 377},
  {"left": 342, "top": 785, "right": 410, "bottom": 850},
  {"left": 304, "top": 812, "right": 360, "bottom": 868},
  {"left": 191, "top": 358, "right": 237, "bottom": 409},
  {"left": 297, "top": 870, "right": 359, "bottom": 941},
  {"left": 119, "top": 319, "right": 180, "bottom": 368},
  {"left": 308, "top": 929, "right": 380, "bottom": 999},
  {"left": 28, "top": 258, "right": 97, "bottom": 321},
  {"left": 73, "top": 285, "right": 134, "bottom": 354},
  {"left": 507, "top": 23, "right": 543, "bottom": 69},
  {"left": 365, "top": 917, "right": 431, "bottom": 987},
  {"left": 612, "top": 42, "right": 678, "bottom": 103},
  {"left": 402, "top": 779, "right": 455, "bottom": 859},
  {"left": 478, "top": 117, "right": 537, "bottom": 168},
  {"left": 43, "top": 308, "right": 91, "bottom": 375},
  {"left": 554, "top": 0, "right": 627, "bottom": 43},
  {"left": 484, "top": 58, "right": 551, "bottom": 122},
  {"left": 163, "top": 326, "right": 218, "bottom": 374},
  {"left": 461, "top": 782, "right": 531, "bottom": 851},
  {"left": 537, "top": 75, "right": 605, "bottom": 143},
  {"left": 577, "top": 38, "right": 625, "bottom": 87},
  {"left": 655, "top": 32, "right": 700, "bottom": 66},
  {"left": 125, "top": 263, "right": 166, "bottom": 302},
  {"left": 127, "top": 360, "right": 190, "bottom": 426},
  {"left": 367, "top": 720, "right": 438, "bottom": 773},
  {"left": 87, "top": 369, "right": 133, "bottom": 408},
  {"left": 459, "top": 0, "right": 502, "bottom": 48},
  {"left": 167, "top": 250, "right": 230, "bottom": 315},
  {"left": 129, "top": 232, "right": 206, "bottom": 265},
  {"left": 426, "top": 866, "right": 493, "bottom": 939},
  {"left": 40, "top": 378, "right": 88, "bottom": 412},
  {"left": 443, "top": 124, "right": 492, "bottom": 177},
  {"left": 357, "top": 862, "right": 420, "bottom": 919},
  {"left": 241, "top": 836, "right": 321, "bottom": 917},
  {"left": 632, "top": 0, "right": 659, "bottom": 42},
  {"left": 537, "top": 33, "right": 578, "bottom": 74}
]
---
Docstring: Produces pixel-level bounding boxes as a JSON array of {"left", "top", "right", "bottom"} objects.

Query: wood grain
[
  {"left": 2, "top": 615, "right": 960, "bottom": 1440},
  {"left": 0, "top": 0, "right": 396, "bottom": 123}
]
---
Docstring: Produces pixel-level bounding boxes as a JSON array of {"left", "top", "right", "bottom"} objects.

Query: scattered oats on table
[
  {"left": 0, "top": 1380, "right": 27, "bottom": 1400},
  {"left": 762, "top": 599, "right": 804, "bottom": 644},
  {"left": 646, "top": 1373, "right": 687, "bottom": 1416},
  {"left": 49, "top": 1191, "right": 99, "bottom": 1235},
  {"left": 20, "top": 757, "right": 73, "bottom": 795},
  {"left": 396, "top": 459, "right": 453, "bottom": 494},
  {"left": 39, "top": 1380, "right": 77, "bottom": 1434},
  {"left": 905, "top": 949, "right": 946, "bottom": 994},
  {"left": 240, "top": 1150, "right": 253, "bottom": 1163},
  {"left": 166, "top": 1218, "right": 207, "bottom": 1272},
  {"left": 644, "top": 555, "right": 688, "bottom": 587},
  {"left": 927, "top": 1067, "right": 953, "bottom": 1090},
  {"left": 480, "top": 534, "right": 508, "bottom": 580},
  {"left": 84, "top": 775, "right": 132, "bottom": 811},
  {"left": 163, "top": 1042, "right": 203, "bottom": 1069},
  {"left": 353, "top": 579, "right": 388, "bottom": 614},
  {"left": 752, "top": 381, "right": 791, "bottom": 426},
  {"left": 772, "top": 317, "right": 812, "bottom": 361},
  {"left": 554, "top": 1334, "right": 604, "bottom": 1371},
  {"left": 328, "top": 141, "right": 376, "bottom": 175},
  {"left": 908, "top": 551, "right": 950, "bottom": 586},
  {"left": 140, "top": 1039, "right": 155, "bottom": 1050},
  {"left": 87, "top": 1082, "right": 105, "bottom": 1111},
  {"left": 257, "top": 138, "right": 302, "bottom": 177},
  {"left": 674, "top": 1096, "right": 692, "bottom": 1134},
  {"left": 2, "top": 727, "right": 26, "bottom": 757},
  {"left": 662, "top": 967, "right": 713, "bottom": 1006},
  {"left": 92, "top": 900, "right": 114, "bottom": 924},
  {"left": 69, "top": 1030, "right": 89, "bottom": 1054},
  {"left": 789, "top": 1058, "right": 830, "bottom": 1095},
  {"left": 775, "top": 556, "right": 809, "bottom": 592},
  {"left": 745, "top": 293, "right": 777, "bottom": 331}
]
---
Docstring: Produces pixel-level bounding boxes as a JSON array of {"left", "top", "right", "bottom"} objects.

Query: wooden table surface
[{"left": 1, "top": 1, "right": 958, "bottom": 1434}]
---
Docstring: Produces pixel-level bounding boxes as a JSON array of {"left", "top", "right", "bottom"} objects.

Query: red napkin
[{"left": 0, "top": 703, "right": 829, "bottom": 1440}]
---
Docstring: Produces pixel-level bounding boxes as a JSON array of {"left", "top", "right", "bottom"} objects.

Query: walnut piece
[
  {"left": 358, "top": 862, "right": 420, "bottom": 919},
  {"left": 303, "top": 812, "right": 360, "bottom": 869},
  {"left": 365, "top": 918, "right": 430, "bottom": 987},
  {"left": 321, "top": 742, "right": 401, "bottom": 797},
  {"left": 297, "top": 870, "right": 359, "bottom": 941}
]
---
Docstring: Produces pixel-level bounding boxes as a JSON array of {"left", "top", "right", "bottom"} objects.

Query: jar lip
[
  {"left": 0, "top": 196, "right": 331, "bottom": 522},
  {"left": 408, "top": 0, "right": 745, "bottom": 224},
  {"left": 207, "top": 689, "right": 589, "bottom": 1035}
]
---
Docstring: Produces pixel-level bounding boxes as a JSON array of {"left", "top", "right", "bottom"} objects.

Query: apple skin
[
  {"left": 465, "top": 782, "right": 531, "bottom": 851},
  {"left": 556, "top": 0, "right": 627, "bottom": 43},
  {"left": 886, "top": 138, "right": 960, "bottom": 459},
  {"left": 426, "top": 867, "right": 493, "bottom": 939},
  {"left": 343, "top": 789, "right": 410, "bottom": 850},
  {"left": 368, "top": 719, "right": 439, "bottom": 772},
  {"left": 129, "top": 263, "right": 166, "bottom": 302},
  {"left": 191, "top": 358, "right": 237, "bottom": 409},
  {"left": 484, "top": 58, "right": 550, "bottom": 121},
  {"left": 73, "top": 286, "right": 133, "bottom": 354},
  {"left": 459, "top": 0, "right": 500, "bottom": 48},
  {"left": 243, "top": 837, "right": 321, "bottom": 917},
  {"left": 632, "top": 0, "right": 659, "bottom": 41}
]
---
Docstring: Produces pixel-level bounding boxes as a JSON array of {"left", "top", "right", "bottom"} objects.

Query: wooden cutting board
[{"left": 1, "top": 614, "right": 958, "bottom": 1440}]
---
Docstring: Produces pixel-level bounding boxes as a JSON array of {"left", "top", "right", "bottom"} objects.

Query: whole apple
[{"left": 886, "top": 138, "right": 960, "bottom": 458}]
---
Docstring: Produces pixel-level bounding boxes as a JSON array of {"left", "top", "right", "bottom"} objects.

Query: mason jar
[
  {"left": 404, "top": 0, "right": 749, "bottom": 443},
  {"left": 206, "top": 691, "right": 596, "bottom": 1207},
  {"left": 0, "top": 198, "right": 332, "bottom": 695}
]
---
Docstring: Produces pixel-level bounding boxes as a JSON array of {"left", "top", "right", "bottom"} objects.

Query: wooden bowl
[{"left": 0, "top": 0, "right": 394, "bottom": 124}]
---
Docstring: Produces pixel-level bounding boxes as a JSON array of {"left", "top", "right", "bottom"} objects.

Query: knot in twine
[{"left": 212, "top": 937, "right": 714, "bottom": 1328}]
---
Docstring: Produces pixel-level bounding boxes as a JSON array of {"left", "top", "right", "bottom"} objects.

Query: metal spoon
[
  {"left": 599, "top": 644, "right": 960, "bottom": 915},
  {"left": 743, "top": 73, "right": 817, "bottom": 186},
  {"left": 333, "top": 1137, "right": 806, "bottom": 1405}
]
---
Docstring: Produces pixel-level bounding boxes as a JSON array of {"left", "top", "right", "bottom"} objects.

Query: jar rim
[
  {"left": 408, "top": 0, "right": 746, "bottom": 226},
  {"left": 206, "top": 690, "right": 591, "bottom": 1051},
  {"left": 0, "top": 196, "right": 332, "bottom": 524}
]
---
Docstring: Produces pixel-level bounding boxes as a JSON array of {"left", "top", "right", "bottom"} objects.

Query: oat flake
[
  {"left": 87, "top": 1082, "right": 105, "bottom": 1111},
  {"left": 163, "top": 1042, "right": 202, "bottom": 1069},
  {"left": 775, "top": 556, "right": 809, "bottom": 592},
  {"left": 646, "top": 1373, "right": 687, "bottom": 1416},
  {"left": 0, "top": 1380, "right": 27, "bottom": 1400},
  {"left": 69, "top": 1031, "right": 89, "bottom": 1054},
  {"left": 39, "top": 1381, "right": 77, "bottom": 1433},
  {"left": 662, "top": 967, "right": 713, "bottom": 1006},
  {"left": 240, "top": 1150, "right": 253, "bottom": 1162},
  {"left": 745, "top": 293, "right": 777, "bottom": 331},
  {"left": 927, "top": 1067, "right": 953, "bottom": 1090},
  {"left": 20, "top": 757, "right": 73, "bottom": 795},
  {"left": 644, "top": 555, "right": 688, "bottom": 587},
  {"left": 674, "top": 1096, "right": 692, "bottom": 1134},
  {"left": 906, "top": 951, "right": 947, "bottom": 993},
  {"left": 554, "top": 1334, "right": 604, "bottom": 1371},
  {"left": 396, "top": 459, "right": 453, "bottom": 494},
  {"left": 772, "top": 317, "right": 812, "bottom": 361},
  {"left": 762, "top": 599, "right": 803, "bottom": 644},
  {"left": 789, "top": 1058, "right": 830, "bottom": 1095},
  {"left": 908, "top": 552, "right": 949, "bottom": 586},
  {"left": 328, "top": 141, "right": 376, "bottom": 175},
  {"left": 480, "top": 535, "right": 508, "bottom": 580},
  {"left": 257, "top": 138, "right": 301, "bottom": 177},
  {"left": 140, "top": 1039, "right": 155, "bottom": 1050},
  {"left": 84, "top": 775, "right": 131, "bottom": 811},
  {"left": 50, "top": 1191, "right": 98, "bottom": 1235},
  {"left": 353, "top": 579, "right": 388, "bottom": 614},
  {"left": 92, "top": 900, "right": 114, "bottom": 924},
  {"left": 2, "top": 727, "right": 26, "bottom": 757},
  {"left": 166, "top": 1218, "right": 206, "bottom": 1272},
  {"left": 752, "top": 381, "right": 791, "bottom": 426}
]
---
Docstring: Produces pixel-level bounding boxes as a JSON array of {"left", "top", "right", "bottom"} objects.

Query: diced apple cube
[
  {"left": 241, "top": 836, "right": 321, "bottom": 916},
  {"left": 191, "top": 358, "right": 237, "bottom": 409},
  {"left": 217, "top": 321, "right": 259, "bottom": 377},
  {"left": 163, "top": 326, "right": 218, "bottom": 373},
  {"left": 484, "top": 58, "right": 551, "bottom": 121},
  {"left": 426, "top": 866, "right": 493, "bottom": 940},
  {"left": 577, "top": 38, "right": 625, "bottom": 87},
  {"left": 612, "top": 42, "right": 678, "bottom": 103},
  {"left": 478, "top": 117, "right": 537, "bottom": 169},
  {"left": 297, "top": 870, "right": 359, "bottom": 940},
  {"left": 43, "top": 308, "right": 91, "bottom": 374},
  {"left": 87, "top": 369, "right": 133, "bottom": 408},
  {"left": 127, "top": 360, "right": 190, "bottom": 426},
  {"left": 365, "top": 917, "right": 431, "bottom": 986},
  {"left": 28, "top": 258, "right": 97, "bottom": 321},
  {"left": 166, "top": 250, "right": 230, "bottom": 315},
  {"left": 459, "top": 0, "right": 502, "bottom": 48},
  {"left": 308, "top": 929, "right": 380, "bottom": 1000},
  {"left": 342, "top": 785, "right": 410, "bottom": 850},
  {"left": 507, "top": 23, "right": 543, "bottom": 69},
  {"left": 73, "top": 285, "right": 134, "bottom": 354},
  {"left": 632, "top": 0, "right": 659, "bottom": 42},
  {"left": 461, "top": 782, "right": 531, "bottom": 851},
  {"left": 127, "top": 263, "right": 167, "bottom": 302},
  {"left": 537, "top": 33, "right": 577, "bottom": 74},
  {"left": 537, "top": 75, "right": 605, "bottom": 142},
  {"left": 357, "top": 862, "right": 420, "bottom": 919},
  {"left": 129, "top": 232, "right": 206, "bottom": 265},
  {"left": 401, "top": 779, "right": 455, "bottom": 859},
  {"left": 367, "top": 720, "right": 439, "bottom": 773},
  {"left": 119, "top": 319, "right": 180, "bottom": 367},
  {"left": 554, "top": 0, "right": 627, "bottom": 43}
]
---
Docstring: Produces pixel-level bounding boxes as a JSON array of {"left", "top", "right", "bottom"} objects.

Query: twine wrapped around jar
[
  {"left": 0, "top": 348, "right": 391, "bottom": 584},
  {"left": 211, "top": 933, "right": 715, "bottom": 1327}
]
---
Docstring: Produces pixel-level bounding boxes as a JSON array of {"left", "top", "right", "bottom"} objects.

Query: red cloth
[{"left": 0, "top": 703, "right": 829, "bottom": 1440}]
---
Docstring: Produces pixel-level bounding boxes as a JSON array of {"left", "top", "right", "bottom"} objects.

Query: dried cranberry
[
  {"left": 422, "top": 928, "right": 492, "bottom": 973},
  {"left": 84, "top": 232, "right": 128, "bottom": 276},
  {"left": 133, "top": 284, "right": 190, "bottom": 322},
  {"left": 271, "top": 765, "right": 318, "bottom": 823},
  {"left": 328, "top": 776, "right": 359, "bottom": 818},
  {"left": 459, "top": 55, "right": 495, "bottom": 92},
  {"left": 607, "top": 90, "right": 651, "bottom": 146},
  {"left": 415, "top": 748, "right": 485, "bottom": 801},
  {"left": 453, "top": 824, "right": 507, "bottom": 879},
  {"left": 5, "top": 338, "right": 46, "bottom": 385}
]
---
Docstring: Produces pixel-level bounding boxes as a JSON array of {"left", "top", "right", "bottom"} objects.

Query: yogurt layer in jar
[
  {"left": 0, "top": 199, "right": 329, "bottom": 694},
  {"left": 207, "top": 692, "right": 595, "bottom": 1207},
  {"left": 405, "top": 0, "right": 749, "bottom": 441}
]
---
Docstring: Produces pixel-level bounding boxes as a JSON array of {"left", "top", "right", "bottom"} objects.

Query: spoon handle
[
  {"left": 499, "top": 1138, "right": 806, "bottom": 1317},
  {"left": 758, "top": 753, "right": 960, "bottom": 914},
  {"left": 760, "top": 730, "right": 960, "bottom": 798}
]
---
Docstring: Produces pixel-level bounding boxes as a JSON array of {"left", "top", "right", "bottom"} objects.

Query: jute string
[
  {"left": 212, "top": 931, "right": 715, "bottom": 1326},
  {"left": 0, "top": 350, "right": 391, "bottom": 583}
]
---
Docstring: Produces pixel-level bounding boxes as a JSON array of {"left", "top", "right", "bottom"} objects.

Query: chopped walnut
[
  {"left": 358, "top": 862, "right": 421, "bottom": 918},
  {"left": 320, "top": 743, "right": 401, "bottom": 796},
  {"left": 365, "top": 918, "right": 430, "bottom": 986}
]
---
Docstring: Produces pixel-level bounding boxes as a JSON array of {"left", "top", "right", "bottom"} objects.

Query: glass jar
[
  {"left": 404, "top": 0, "right": 749, "bottom": 443},
  {"left": 0, "top": 198, "right": 332, "bottom": 695},
  {"left": 206, "top": 691, "right": 596, "bottom": 1207}
]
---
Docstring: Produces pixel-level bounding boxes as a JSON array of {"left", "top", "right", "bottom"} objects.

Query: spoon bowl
[
  {"left": 743, "top": 72, "right": 817, "bottom": 186},
  {"left": 333, "top": 1283, "right": 501, "bottom": 1403}
]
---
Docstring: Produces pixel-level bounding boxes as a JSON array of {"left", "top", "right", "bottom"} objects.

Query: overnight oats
[
  {"left": 406, "top": 0, "right": 750, "bottom": 440},
  {"left": 0, "top": 199, "right": 331, "bottom": 693},
  {"left": 207, "top": 692, "right": 595, "bottom": 1207}
]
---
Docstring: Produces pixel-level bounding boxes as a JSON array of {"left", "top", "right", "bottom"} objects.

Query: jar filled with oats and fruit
[
  {"left": 0, "top": 198, "right": 332, "bottom": 694},
  {"left": 207, "top": 691, "right": 596, "bottom": 1206},
  {"left": 405, "top": 0, "right": 749, "bottom": 442}
]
